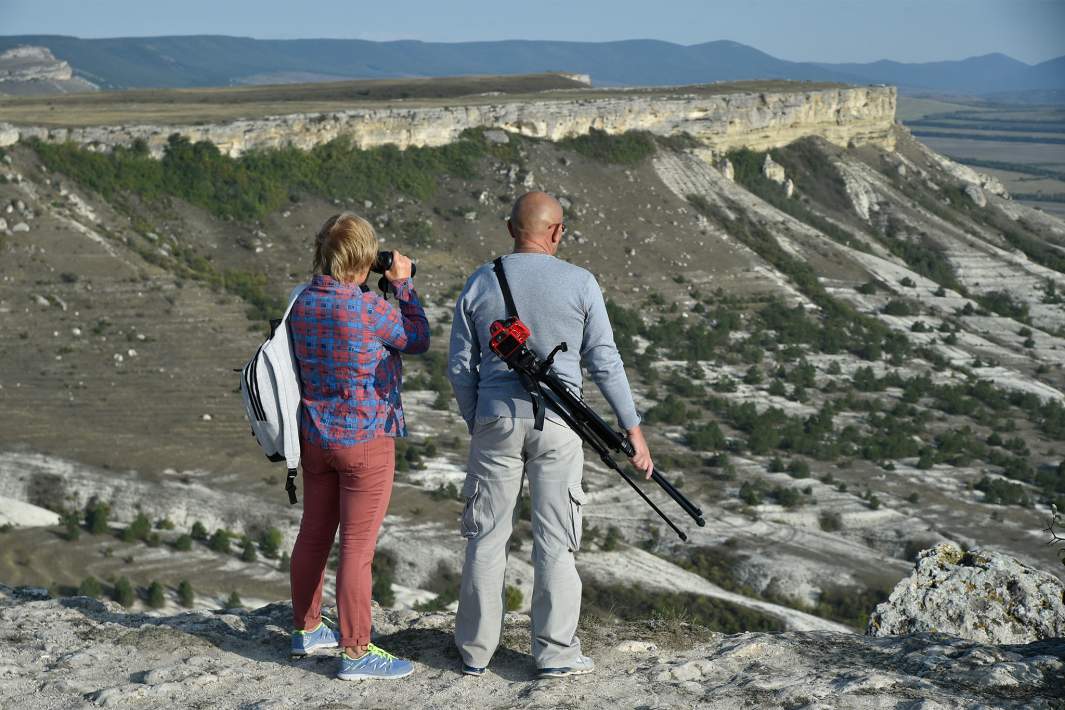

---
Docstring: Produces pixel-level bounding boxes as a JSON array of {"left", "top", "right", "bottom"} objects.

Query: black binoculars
[{"left": 372, "top": 250, "right": 417, "bottom": 277}]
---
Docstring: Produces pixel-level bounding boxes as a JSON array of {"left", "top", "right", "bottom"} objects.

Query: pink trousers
[{"left": 290, "top": 436, "right": 395, "bottom": 648}]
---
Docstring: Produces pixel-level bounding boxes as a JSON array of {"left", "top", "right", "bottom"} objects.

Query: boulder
[
  {"left": 965, "top": 184, "right": 988, "bottom": 208},
  {"left": 0, "top": 123, "right": 18, "bottom": 147},
  {"left": 867, "top": 543, "right": 1065, "bottom": 644}
]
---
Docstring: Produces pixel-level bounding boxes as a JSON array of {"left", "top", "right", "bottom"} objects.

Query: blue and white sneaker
[
  {"left": 538, "top": 655, "right": 595, "bottom": 679},
  {"left": 290, "top": 620, "right": 340, "bottom": 657},
  {"left": 461, "top": 663, "right": 486, "bottom": 677},
  {"left": 337, "top": 644, "right": 414, "bottom": 680}
]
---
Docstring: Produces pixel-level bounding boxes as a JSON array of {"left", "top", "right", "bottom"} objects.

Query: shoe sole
[
  {"left": 462, "top": 670, "right": 486, "bottom": 677},
  {"left": 337, "top": 667, "right": 415, "bottom": 681},
  {"left": 538, "top": 668, "right": 593, "bottom": 679},
  {"left": 290, "top": 641, "right": 339, "bottom": 658}
]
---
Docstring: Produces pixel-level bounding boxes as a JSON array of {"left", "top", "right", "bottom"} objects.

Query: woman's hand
[
  {"left": 627, "top": 425, "right": 654, "bottom": 480},
  {"left": 385, "top": 251, "right": 413, "bottom": 281}
]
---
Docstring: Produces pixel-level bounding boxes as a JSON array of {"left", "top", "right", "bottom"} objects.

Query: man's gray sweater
[{"left": 447, "top": 253, "right": 640, "bottom": 432}]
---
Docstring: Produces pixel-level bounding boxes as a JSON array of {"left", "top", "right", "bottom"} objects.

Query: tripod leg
[{"left": 604, "top": 455, "right": 687, "bottom": 542}]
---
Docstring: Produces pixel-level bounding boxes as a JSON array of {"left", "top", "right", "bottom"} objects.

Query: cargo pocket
[
  {"left": 460, "top": 477, "right": 483, "bottom": 539},
  {"left": 567, "top": 483, "right": 587, "bottom": 552}
]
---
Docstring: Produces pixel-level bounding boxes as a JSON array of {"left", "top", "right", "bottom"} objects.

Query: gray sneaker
[{"left": 538, "top": 655, "right": 594, "bottom": 679}]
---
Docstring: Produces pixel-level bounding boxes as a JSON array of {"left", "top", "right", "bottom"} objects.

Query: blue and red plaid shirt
[{"left": 290, "top": 274, "right": 429, "bottom": 449}]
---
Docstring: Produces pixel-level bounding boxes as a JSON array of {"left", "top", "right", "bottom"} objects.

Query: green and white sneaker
[{"left": 337, "top": 643, "right": 415, "bottom": 680}]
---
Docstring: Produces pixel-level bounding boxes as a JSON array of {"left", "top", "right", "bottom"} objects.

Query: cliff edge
[{"left": 1, "top": 585, "right": 1061, "bottom": 709}]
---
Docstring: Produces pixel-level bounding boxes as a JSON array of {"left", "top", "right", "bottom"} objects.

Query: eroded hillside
[{"left": 0, "top": 84, "right": 1063, "bottom": 639}]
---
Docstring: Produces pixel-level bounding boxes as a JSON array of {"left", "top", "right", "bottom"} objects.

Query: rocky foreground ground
[{"left": 1, "top": 585, "right": 1062, "bottom": 709}]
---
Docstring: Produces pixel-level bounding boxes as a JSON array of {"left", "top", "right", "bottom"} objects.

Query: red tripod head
[{"left": 489, "top": 317, "right": 531, "bottom": 362}]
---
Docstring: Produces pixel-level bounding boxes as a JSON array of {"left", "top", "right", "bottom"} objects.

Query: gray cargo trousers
[{"left": 454, "top": 415, "right": 586, "bottom": 669}]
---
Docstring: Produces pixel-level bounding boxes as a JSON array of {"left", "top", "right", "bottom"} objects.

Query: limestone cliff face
[{"left": 4, "top": 85, "right": 896, "bottom": 156}]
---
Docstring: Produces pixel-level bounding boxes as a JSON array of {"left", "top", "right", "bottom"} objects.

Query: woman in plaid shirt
[{"left": 287, "top": 213, "right": 429, "bottom": 680}]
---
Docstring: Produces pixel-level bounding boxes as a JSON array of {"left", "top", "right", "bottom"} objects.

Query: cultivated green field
[{"left": 899, "top": 96, "right": 1065, "bottom": 217}]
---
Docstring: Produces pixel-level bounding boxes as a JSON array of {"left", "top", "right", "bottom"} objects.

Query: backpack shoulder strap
[{"left": 492, "top": 257, "right": 520, "bottom": 320}]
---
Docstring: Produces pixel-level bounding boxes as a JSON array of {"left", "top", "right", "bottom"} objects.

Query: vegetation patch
[{"left": 558, "top": 129, "right": 657, "bottom": 165}]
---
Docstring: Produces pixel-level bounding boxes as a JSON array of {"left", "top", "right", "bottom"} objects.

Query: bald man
[{"left": 447, "top": 191, "right": 652, "bottom": 678}]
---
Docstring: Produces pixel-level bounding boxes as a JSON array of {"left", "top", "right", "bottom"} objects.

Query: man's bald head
[
  {"left": 510, "top": 191, "right": 562, "bottom": 234},
  {"left": 508, "top": 191, "right": 565, "bottom": 255}
]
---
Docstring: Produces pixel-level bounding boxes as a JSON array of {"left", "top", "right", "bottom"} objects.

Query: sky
[{"left": 1, "top": 0, "right": 1063, "bottom": 65}]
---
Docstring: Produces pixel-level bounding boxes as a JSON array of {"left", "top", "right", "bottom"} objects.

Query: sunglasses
[{"left": 506, "top": 218, "right": 566, "bottom": 235}]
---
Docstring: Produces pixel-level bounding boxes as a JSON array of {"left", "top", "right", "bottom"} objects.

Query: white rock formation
[
  {"left": 717, "top": 157, "right": 735, "bottom": 181},
  {"left": 0, "top": 46, "right": 96, "bottom": 95},
  {"left": 1, "top": 586, "right": 1062, "bottom": 709},
  {"left": 11, "top": 86, "right": 897, "bottom": 158},
  {"left": 762, "top": 153, "right": 787, "bottom": 184},
  {"left": 867, "top": 543, "right": 1065, "bottom": 644}
]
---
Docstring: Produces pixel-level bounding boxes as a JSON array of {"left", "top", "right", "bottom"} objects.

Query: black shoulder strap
[
  {"left": 491, "top": 256, "right": 546, "bottom": 431},
  {"left": 492, "top": 257, "right": 520, "bottom": 320}
]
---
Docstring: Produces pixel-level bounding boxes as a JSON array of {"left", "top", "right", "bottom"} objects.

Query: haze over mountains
[{"left": 0, "top": 35, "right": 1062, "bottom": 99}]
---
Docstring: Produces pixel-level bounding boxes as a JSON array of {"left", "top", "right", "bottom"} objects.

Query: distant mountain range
[{"left": 0, "top": 35, "right": 1061, "bottom": 100}]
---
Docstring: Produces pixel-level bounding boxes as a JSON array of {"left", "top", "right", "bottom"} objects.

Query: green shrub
[
  {"left": 739, "top": 480, "right": 764, "bottom": 506},
  {"left": 583, "top": 582, "right": 783, "bottom": 633},
  {"left": 173, "top": 534, "right": 193, "bottom": 551},
  {"left": 414, "top": 561, "right": 460, "bottom": 611},
  {"left": 279, "top": 551, "right": 291, "bottom": 572},
  {"left": 190, "top": 521, "right": 208, "bottom": 541},
  {"left": 818, "top": 511, "right": 843, "bottom": 532},
  {"left": 146, "top": 581, "right": 166, "bottom": 609},
  {"left": 78, "top": 576, "right": 102, "bottom": 598},
  {"left": 177, "top": 580, "right": 195, "bottom": 607},
  {"left": 84, "top": 497, "right": 110, "bottom": 535},
  {"left": 601, "top": 525, "right": 623, "bottom": 551},
  {"left": 558, "top": 129, "right": 657, "bottom": 165},
  {"left": 225, "top": 591, "right": 243, "bottom": 609},
  {"left": 240, "top": 535, "right": 258, "bottom": 562},
  {"left": 209, "top": 529, "right": 232, "bottom": 554},
  {"left": 686, "top": 421, "right": 726, "bottom": 451},
  {"left": 787, "top": 459, "right": 811, "bottom": 479},
  {"left": 122, "top": 512, "right": 152, "bottom": 543},
  {"left": 113, "top": 577, "right": 135, "bottom": 607},
  {"left": 259, "top": 527, "right": 283, "bottom": 559},
  {"left": 372, "top": 549, "right": 397, "bottom": 607},
  {"left": 505, "top": 585, "right": 524, "bottom": 612}
]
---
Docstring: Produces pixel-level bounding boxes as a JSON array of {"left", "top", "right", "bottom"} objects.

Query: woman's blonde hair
[{"left": 313, "top": 213, "right": 378, "bottom": 284}]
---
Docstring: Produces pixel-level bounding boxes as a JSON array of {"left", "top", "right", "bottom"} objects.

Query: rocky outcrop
[
  {"left": 6, "top": 85, "right": 896, "bottom": 158},
  {"left": 0, "top": 46, "right": 96, "bottom": 96},
  {"left": 1, "top": 585, "right": 1062, "bottom": 709},
  {"left": 867, "top": 544, "right": 1065, "bottom": 645}
]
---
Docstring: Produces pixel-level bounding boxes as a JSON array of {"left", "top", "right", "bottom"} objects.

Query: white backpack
[{"left": 239, "top": 284, "right": 307, "bottom": 504}]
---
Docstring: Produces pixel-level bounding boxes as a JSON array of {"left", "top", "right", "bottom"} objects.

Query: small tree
[
  {"left": 61, "top": 509, "right": 81, "bottom": 541},
  {"left": 173, "top": 534, "right": 192, "bottom": 551},
  {"left": 225, "top": 591, "right": 243, "bottom": 609},
  {"left": 240, "top": 535, "right": 258, "bottom": 562},
  {"left": 259, "top": 527, "right": 283, "bottom": 559},
  {"left": 177, "top": 579, "right": 195, "bottom": 607},
  {"left": 279, "top": 551, "right": 291, "bottom": 572},
  {"left": 113, "top": 577, "right": 135, "bottom": 607},
  {"left": 146, "top": 581, "right": 166, "bottom": 609},
  {"left": 208, "top": 529, "right": 231, "bottom": 554},
  {"left": 78, "top": 576, "right": 102, "bottom": 598},
  {"left": 601, "top": 525, "right": 622, "bottom": 551},
  {"left": 84, "top": 497, "right": 110, "bottom": 535},
  {"left": 121, "top": 512, "right": 152, "bottom": 543},
  {"left": 190, "top": 521, "right": 208, "bottom": 541}
]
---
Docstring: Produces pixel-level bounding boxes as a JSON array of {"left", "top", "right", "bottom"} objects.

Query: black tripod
[{"left": 489, "top": 315, "right": 706, "bottom": 541}]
